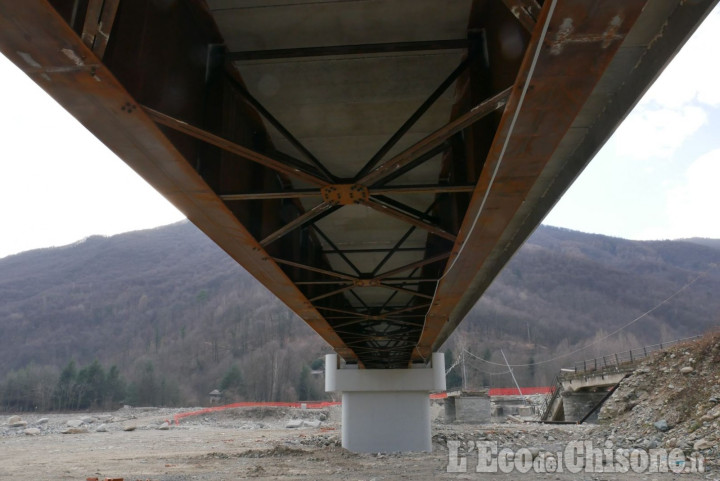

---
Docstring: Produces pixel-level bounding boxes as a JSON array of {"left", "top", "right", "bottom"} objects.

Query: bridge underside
[{"left": 1, "top": 0, "right": 716, "bottom": 368}]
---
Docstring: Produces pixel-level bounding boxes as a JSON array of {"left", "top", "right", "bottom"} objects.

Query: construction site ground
[
  {"left": 0, "top": 405, "right": 714, "bottom": 480},
  {"left": 3, "top": 333, "right": 720, "bottom": 480}
]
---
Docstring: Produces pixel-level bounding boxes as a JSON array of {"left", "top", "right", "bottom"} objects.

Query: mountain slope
[
  {"left": 1, "top": 222, "right": 719, "bottom": 404},
  {"left": 446, "top": 226, "right": 720, "bottom": 387},
  {"left": 0, "top": 222, "right": 327, "bottom": 405}
]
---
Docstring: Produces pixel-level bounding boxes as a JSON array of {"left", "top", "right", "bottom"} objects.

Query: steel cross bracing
[
  {"left": 2, "top": 0, "right": 716, "bottom": 369},
  {"left": 144, "top": 34, "right": 510, "bottom": 367}
]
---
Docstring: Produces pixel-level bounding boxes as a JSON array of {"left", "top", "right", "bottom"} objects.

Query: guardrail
[{"left": 569, "top": 335, "right": 702, "bottom": 374}]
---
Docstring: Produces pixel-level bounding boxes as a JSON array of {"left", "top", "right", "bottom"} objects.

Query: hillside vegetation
[{"left": 1, "top": 222, "right": 718, "bottom": 409}]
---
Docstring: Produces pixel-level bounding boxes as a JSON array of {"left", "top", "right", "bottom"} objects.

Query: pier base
[{"left": 325, "top": 353, "right": 445, "bottom": 453}]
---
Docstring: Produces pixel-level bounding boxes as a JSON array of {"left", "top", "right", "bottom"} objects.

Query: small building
[{"left": 208, "top": 389, "right": 222, "bottom": 404}]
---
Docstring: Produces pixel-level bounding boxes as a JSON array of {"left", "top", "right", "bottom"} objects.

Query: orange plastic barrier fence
[{"left": 171, "top": 388, "right": 551, "bottom": 424}]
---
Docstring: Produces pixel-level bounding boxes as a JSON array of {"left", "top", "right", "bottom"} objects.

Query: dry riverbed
[{"left": 1, "top": 405, "right": 716, "bottom": 480}]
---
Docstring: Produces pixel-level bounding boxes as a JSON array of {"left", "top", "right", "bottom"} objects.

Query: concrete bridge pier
[{"left": 325, "top": 353, "right": 446, "bottom": 453}]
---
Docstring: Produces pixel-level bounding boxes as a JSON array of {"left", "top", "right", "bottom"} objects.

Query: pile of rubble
[
  {"left": 1, "top": 410, "right": 173, "bottom": 436},
  {"left": 593, "top": 332, "right": 720, "bottom": 467},
  {"left": 1, "top": 405, "right": 335, "bottom": 437}
]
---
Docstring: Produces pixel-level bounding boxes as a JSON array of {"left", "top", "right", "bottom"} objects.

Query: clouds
[
  {"left": 612, "top": 105, "right": 707, "bottom": 161},
  {"left": 640, "top": 7, "right": 720, "bottom": 110},
  {"left": 545, "top": 5, "right": 720, "bottom": 241},
  {"left": 613, "top": 7, "right": 720, "bottom": 162},
  {"left": 666, "top": 148, "right": 720, "bottom": 239}
]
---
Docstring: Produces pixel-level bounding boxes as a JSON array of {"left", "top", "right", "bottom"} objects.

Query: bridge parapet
[{"left": 568, "top": 335, "right": 702, "bottom": 375}]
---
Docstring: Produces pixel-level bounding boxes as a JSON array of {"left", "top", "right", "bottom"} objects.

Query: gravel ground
[{"left": 1, "top": 406, "right": 717, "bottom": 480}]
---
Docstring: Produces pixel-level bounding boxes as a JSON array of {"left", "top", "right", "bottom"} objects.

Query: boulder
[
  {"left": 653, "top": 420, "right": 669, "bottom": 432},
  {"left": 285, "top": 419, "right": 303, "bottom": 428},
  {"left": 694, "top": 439, "right": 713, "bottom": 451},
  {"left": 62, "top": 427, "right": 89, "bottom": 434},
  {"left": 66, "top": 419, "right": 84, "bottom": 428},
  {"left": 680, "top": 366, "right": 694, "bottom": 374},
  {"left": 24, "top": 428, "right": 41, "bottom": 435},
  {"left": 8, "top": 416, "right": 26, "bottom": 428}
]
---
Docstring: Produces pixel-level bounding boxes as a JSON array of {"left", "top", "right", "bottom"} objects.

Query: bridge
[{"left": 1, "top": 0, "right": 715, "bottom": 452}]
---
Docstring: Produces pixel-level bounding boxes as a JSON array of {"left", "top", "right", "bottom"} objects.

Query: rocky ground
[
  {"left": 1, "top": 334, "right": 719, "bottom": 480},
  {"left": 595, "top": 332, "right": 720, "bottom": 472}
]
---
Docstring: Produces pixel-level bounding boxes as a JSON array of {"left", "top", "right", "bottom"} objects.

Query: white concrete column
[{"left": 325, "top": 353, "right": 445, "bottom": 453}]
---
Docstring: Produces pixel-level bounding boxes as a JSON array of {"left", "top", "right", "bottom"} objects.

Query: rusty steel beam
[
  {"left": 413, "top": 0, "right": 650, "bottom": 361},
  {"left": 361, "top": 198, "right": 456, "bottom": 242},
  {"left": 259, "top": 201, "right": 334, "bottom": 247},
  {"left": 221, "top": 189, "right": 320, "bottom": 201},
  {"left": 295, "top": 281, "right": 353, "bottom": 286},
  {"left": 358, "top": 87, "right": 511, "bottom": 187},
  {"left": 5, "top": 0, "right": 703, "bottom": 369},
  {"left": 220, "top": 184, "right": 475, "bottom": 201},
  {"left": 324, "top": 247, "right": 426, "bottom": 255},
  {"left": 372, "top": 184, "right": 475, "bottom": 195},
  {"left": 382, "top": 278, "right": 440, "bottom": 284},
  {"left": 81, "top": 0, "right": 119, "bottom": 59},
  {"left": 143, "top": 106, "right": 329, "bottom": 187},
  {"left": 309, "top": 285, "right": 356, "bottom": 303},
  {"left": 380, "top": 284, "right": 434, "bottom": 300},
  {"left": 227, "top": 39, "right": 469, "bottom": 61},
  {"left": 272, "top": 258, "right": 357, "bottom": 281},
  {"left": 0, "top": 1, "right": 360, "bottom": 362},
  {"left": 355, "top": 54, "right": 475, "bottom": 179},
  {"left": 310, "top": 225, "right": 363, "bottom": 277},
  {"left": 375, "top": 252, "right": 451, "bottom": 280},
  {"left": 502, "top": 0, "right": 541, "bottom": 33}
]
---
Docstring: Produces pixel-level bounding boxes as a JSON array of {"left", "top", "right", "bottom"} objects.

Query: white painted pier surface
[{"left": 325, "top": 353, "right": 446, "bottom": 453}]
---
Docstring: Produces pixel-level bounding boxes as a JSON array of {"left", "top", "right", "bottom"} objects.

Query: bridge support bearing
[{"left": 325, "top": 353, "right": 445, "bottom": 453}]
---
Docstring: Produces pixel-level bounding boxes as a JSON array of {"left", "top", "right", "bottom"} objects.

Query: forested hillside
[
  {"left": 0, "top": 222, "right": 327, "bottom": 410},
  {"left": 1, "top": 221, "right": 719, "bottom": 410},
  {"left": 445, "top": 227, "right": 720, "bottom": 389}
]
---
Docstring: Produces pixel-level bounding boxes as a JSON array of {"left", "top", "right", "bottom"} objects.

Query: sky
[
  {"left": 0, "top": 5, "right": 718, "bottom": 260},
  {"left": 543, "top": 6, "right": 720, "bottom": 240}
]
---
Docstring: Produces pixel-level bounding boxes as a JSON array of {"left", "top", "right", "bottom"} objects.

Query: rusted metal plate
[{"left": 321, "top": 184, "right": 369, "bottom": 206}]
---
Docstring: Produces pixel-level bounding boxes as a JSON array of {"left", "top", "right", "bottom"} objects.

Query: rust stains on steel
[
  {"left": 357, "top": 87, "right": 512, "bottom": 187},
  {"left": 0, "top": 1, "right": 358, "bottom": 362},
  {"left": 549, "top": 15, "right": 625, "bottom": 55},
  {"left": 501, "top": 0, "right": 542, "bottom": 33},
  {"left": 143, "top": 107, "right": 329, "bottom": 187},
  {"left": 2, "top": 0, "right": 699, "bottom": 368},
  {"left": 80, "top": 0, "right": 120, "bottom": 59},
  {"left": 320, "top": 184, "right": 369, "bottom": 206},
  {"left": 413, "top": 0, "right": 650, "bottom": 362}
]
